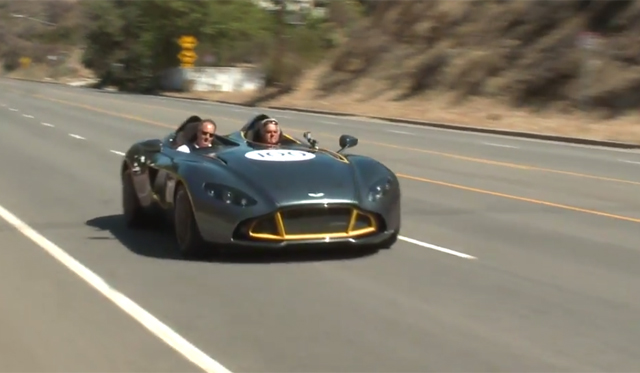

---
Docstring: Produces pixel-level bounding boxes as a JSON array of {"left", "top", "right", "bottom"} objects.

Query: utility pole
[{"left": 272, "top": 0, "right": 286, "bottom": 86}]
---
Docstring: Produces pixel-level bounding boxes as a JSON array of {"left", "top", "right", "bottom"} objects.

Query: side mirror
[
  {"left": 303, "top": 131, "right": 319, "bottom": 149},
  {"left": 338, "top": 134, "right": 358, "bottom": 153},
  {"left": 141, "top": 139, "right": 162, "bottom": 153}
]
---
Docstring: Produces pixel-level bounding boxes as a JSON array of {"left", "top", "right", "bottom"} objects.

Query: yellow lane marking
[
  {"left": 28, "top": 91, "right": 640, "bottom": 188},
  {"left": 398, "top": 173, "right": 640, "bottom": 224},
  {"left": 19, "top": 92, "right": 640, "bottom": 224},
  {"left": 373, "top": 142, "right": 640, "bottom": 186},
  {"left": 33, "top": 95, "right": 174, "bottom": 129},
  {"left": 42, "top": 89, "right": 246, "bottom": 125},
  {"left": 42, "top": 88, "right": 640, "bottom": 187}
]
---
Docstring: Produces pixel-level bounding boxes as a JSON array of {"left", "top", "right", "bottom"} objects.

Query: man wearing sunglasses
[{"left": 177, "top": 119, "right": 217, "bottom": 153}]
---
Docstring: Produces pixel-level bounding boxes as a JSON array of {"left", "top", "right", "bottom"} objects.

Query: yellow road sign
[
  {"left": 178, "top": 35, "right": 198, "bottom": 49},
  {"left": 19, "top": 56, "right": 31, "bottom": 68},
  {"left": 177, "top": 50, "right": 197, "bottom": 64}
]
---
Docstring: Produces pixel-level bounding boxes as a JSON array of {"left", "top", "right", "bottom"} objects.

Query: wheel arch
[
  {"left": 172, "top": 178, "right": 205, "bottom": 233},
  {"left": 173, "top": 179, "right": 197, "bottom": 217}
]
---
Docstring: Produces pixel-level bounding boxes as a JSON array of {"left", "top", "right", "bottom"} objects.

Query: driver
[
  {"left": 177, "top": 119, "right": 216, "bottom": 153},
  {"left": 257, "top": 118, "right": 281, "bottom": 145}
]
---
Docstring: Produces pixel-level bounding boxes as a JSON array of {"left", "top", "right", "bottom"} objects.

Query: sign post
[
  {"left": 177, "top": 35, "right": 198, "bottom": 68},
  {"left": 576, "top": 32, "right": 602, "bottom": 111}
]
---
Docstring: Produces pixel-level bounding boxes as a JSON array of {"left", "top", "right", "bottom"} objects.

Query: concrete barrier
[{"left": 159, "top": 66, "right": 265, "bottom": 93}]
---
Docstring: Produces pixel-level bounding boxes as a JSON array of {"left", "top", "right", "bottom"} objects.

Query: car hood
[{"left": 213, "top": 147, "right": 360, "bottom": 205}]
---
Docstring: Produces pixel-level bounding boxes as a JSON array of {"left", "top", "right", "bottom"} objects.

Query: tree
[{"left": 79, "top": 0, "right": 275, "bottom": 92}]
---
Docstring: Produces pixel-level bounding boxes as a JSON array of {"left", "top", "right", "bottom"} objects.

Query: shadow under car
[{"left": 85, "top": 214, "right": 381, "bottom": 264}]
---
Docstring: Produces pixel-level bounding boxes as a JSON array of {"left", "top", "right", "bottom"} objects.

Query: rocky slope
[{"left": 288, "top": 0, "right": 640, "bottom": 118}]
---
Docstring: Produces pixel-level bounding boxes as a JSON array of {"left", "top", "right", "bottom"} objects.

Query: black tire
[
  {"left": 174, "top": 185, "right": 208, "bottom": 258},
  {"left": 122, "top": 168, "right": 147, "bottom": 228}
]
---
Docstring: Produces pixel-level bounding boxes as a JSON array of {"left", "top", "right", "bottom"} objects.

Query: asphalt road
[{"left": 2, "top": 77, "right": 640, "bottom": 372}]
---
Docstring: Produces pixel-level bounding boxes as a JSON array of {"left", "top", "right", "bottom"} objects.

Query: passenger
[
  {"left": 258, "top": 118, "right": 281, "bottom": 145},
  {"left": 177, "top": 119, "right": 216, "bottom": 153}
]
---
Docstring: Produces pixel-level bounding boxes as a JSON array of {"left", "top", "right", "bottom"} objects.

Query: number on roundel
[{"left": 244, "top": 149, "right": 316, "bottom": 162}]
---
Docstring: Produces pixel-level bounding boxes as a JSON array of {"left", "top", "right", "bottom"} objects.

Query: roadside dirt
[
  {"left": 9, "top": 64, "right": 640, "bottom": 145},
  {"left": 163, "top": 0, "right": 640, "bottom": 145},
  {"left": 162, "top": 63, "right": 640, "bottom": 145}
]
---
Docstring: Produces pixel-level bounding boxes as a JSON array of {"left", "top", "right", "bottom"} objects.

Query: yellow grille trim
[{"left": 248, "top": 207, "right": 377, "bottom": 240}]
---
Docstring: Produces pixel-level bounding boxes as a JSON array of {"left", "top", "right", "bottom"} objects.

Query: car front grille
[{"left": 241, "top": 205, "right": 378, "bottom": 241}]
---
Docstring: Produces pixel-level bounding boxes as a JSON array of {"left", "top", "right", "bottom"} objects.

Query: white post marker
[{"left": 577, "top": 31, "right": 602, "bottom": 111}]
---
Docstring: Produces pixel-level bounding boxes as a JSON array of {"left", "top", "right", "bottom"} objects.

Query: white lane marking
[
  {"left": 110, "top": 150, "right": 125, "bottom": 156},
  {"left": 22, "top": 114, "right": 34, "bottom": 118},
  {"left": 388, "top": 130, "right": 412, "bottom": 135},
  {"left": 69, "top": 134, "right": 85, "bottom": 140},
  {"left": 0, "top": 204, "right": 233, "bottom": 373},
  {"left": 41, "top": 122, "right": 54, "bottom": 127},
  {"left": 399, "top": 236, "right": 477, "bottom": 259},
  {"left": 9, "top": 108, "right": 18, "bottom": 111},
  {"left": 483, "top": 142, "right": 518, "bottom": 149},
  {"left": 618, "top": 159, "right": 640, "bottom": 165},
  {"left": 321, "top": 120, "right": 338, "bottom": 125}
]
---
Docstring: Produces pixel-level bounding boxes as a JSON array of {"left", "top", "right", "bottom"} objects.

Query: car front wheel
[
  {"left": 174, "top": 185, "right": 207, "bottom": 258},
  {"left": 122, "top": 168, "right": 147, "bottom": 228}
]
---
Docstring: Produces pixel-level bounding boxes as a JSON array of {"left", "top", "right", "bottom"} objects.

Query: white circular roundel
[{"left": 244, "top": 149, "right": 315, "bottom": 162}]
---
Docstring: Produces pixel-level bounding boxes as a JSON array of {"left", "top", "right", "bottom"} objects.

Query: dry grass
[
  {"left": 187, "top": 0, "right": 640, "bottom": 144},
  {"left": 267, "top": 80, "right": 640, "bottom": 143},
  {"left": 4, "top": 48, "right": 94, "bottom": 82},
  {"left": 168, "top": 62, "right": 640, "bottom": 144},
  {"left": 7, "top": 0, "right": 640, "bottom": 144},
  {"left": 314, "top": 0, "right": 640, "bottom": 112},
  {"left": 0, "top": 0, "right": 83, "bottom": 71}
]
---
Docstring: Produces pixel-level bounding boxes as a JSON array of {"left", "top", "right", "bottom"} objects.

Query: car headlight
[
  {"left": 203, "top": 183, "right": 257, "bottom": 207},
  {"left": 367, "top": 176, "right": 393, "bottom": 202}
]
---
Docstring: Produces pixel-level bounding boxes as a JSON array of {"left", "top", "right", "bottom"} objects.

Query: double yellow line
[{"left": 22, "top": 89, "right": 640, "bottom": 225}]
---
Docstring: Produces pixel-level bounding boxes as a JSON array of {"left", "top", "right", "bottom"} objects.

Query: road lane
[
  {"left": 5, "top": 84, "right": 640, "bottom": 253},
  {"left": 0, "top": 100, "right": 502, "bottom": 372},
  {"left": 5, "top": 83, "right": 640, "bottom": 253},
  {"left": 5, "top": 86, "right": 640, "bottom": 224},
  {"left": 0, "top": 112, "right": 219, "bottom": 373},
  {"left": 3, "top": 81, "right": 640, "bottom": 371},
  {"left": 5, "top": 77, "right": 640, "bottom": 183},
  {"left": 0, "top": 232, "right": 217, "bottom": 373},
  {"left": 0, "top": 91, "right": 171, "bottom": 153}
]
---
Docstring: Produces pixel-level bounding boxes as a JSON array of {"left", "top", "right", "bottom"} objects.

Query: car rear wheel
[
  {"left": 174, "top": 185, "right": 207, "bottom": 258},
  {"left": 122, "top": 168, "right": 147, "bottom": 228}
]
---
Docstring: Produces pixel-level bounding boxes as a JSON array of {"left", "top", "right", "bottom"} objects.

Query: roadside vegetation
[
  {"left": 0, "top": 0, "right": 84, "bottom": 76},
  {"left": 1, "top": 0, "right": 363, "bottom": 93},
  {"left": 316, "top": 0, "right": 640, "bottom": 117},
  {"left": 3, "top": 0, "right": 640, "bottom": 120}
]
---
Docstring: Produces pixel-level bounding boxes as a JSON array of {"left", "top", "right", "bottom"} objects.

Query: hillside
[
  {"left": 229, "top": 0, "right": 637, "bottom": 144},
  {"left": 0, "top": 0, "right": 89, "bottom": 79},
  {"left": 270, "top": 1, "right": 640, "bottom": 113},
  {"left": 5, "top": 0, "right": 640, "bottom": 142}
]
